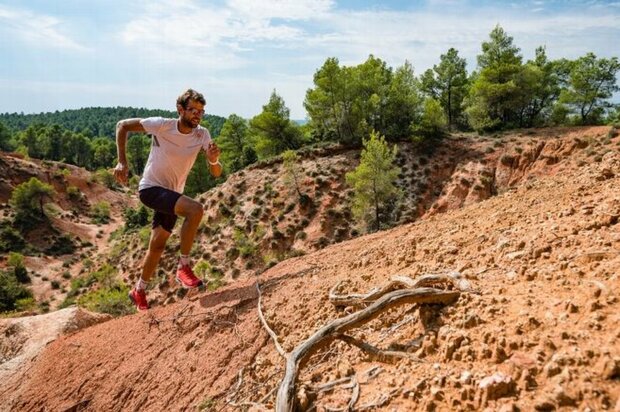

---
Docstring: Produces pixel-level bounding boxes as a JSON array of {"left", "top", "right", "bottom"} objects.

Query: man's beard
[{"left": 180, "top": 116, "right": 198, "bottom": 129}]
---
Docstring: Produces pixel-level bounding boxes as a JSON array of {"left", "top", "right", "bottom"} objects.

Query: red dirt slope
[{"left": 1, "top": 138, "right": 618, "bottom": 411}]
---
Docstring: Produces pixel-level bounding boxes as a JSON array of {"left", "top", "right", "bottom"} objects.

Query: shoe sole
[
  {"left": 175, "top": 276, "right": 204, "bottom": 289},
  {"left": 128, "top": 292, "right": 149, "bottom": 311}
]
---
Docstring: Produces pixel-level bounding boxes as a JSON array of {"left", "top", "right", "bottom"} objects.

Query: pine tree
[{"left": 346, "top": 132, "right": 401, "bottom": 232}]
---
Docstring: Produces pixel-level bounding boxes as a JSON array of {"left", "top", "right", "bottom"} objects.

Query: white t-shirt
[{"left": 138, "top": 117, "right": 212, "bottom": 193}]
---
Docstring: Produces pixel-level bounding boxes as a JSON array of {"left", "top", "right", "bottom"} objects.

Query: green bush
[
  {"left": 0, "top": 270, "right": 33, "bottom": 312},
  {"left": 0, "top": 222, "right": 26, "bottom": 253},
  {"left": 46, "top": 233, "right": 76, "bottom": 255},
  {"left": 77, "top": 283, "right": 134, "bottom": 316},
  {"left": 66, "top": 185, "right": 82, "bottom": 201},
  {"left": 91, "top": 201, "right": 111, "bottom": 224},
  {"left": 123, "top": 205, "right": 150, "bottom": 231}
]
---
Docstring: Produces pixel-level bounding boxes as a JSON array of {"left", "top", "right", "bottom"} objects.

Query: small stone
[
  {"left": 494, "top": 345, "right": 508, "bottom": 364},
  {"left": 534, "top": 397, "right": 556, "bottom": 411},
  {"left": 600, "top": 356, "right": 620, "bottom": 380},
  {"left": 544, "top": 361, "right": 561, "bottom": 378},
  {"left": 460, "top": 370, "right": 472, "bottom": 385},
  {"left": 553, "top": 385, "right": 576, "bottom": 407},
  {"left": 478, "top": 372, "right": 516, "bottom": 402}
]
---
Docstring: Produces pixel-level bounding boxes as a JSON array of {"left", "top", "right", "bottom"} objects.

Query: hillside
[
  {"left": 110, "top": 126, "right": 616, "bottom": 309},
  {"left": 0, "top": 153, "right": 132, "bottom": 310},
  {"left": 0, "top": 126, "right": 618, "bottom": 411}
]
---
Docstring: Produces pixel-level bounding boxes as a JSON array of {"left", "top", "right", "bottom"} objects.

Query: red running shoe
[
  {"left": 128, "top": 287, "right": 149, "bottom": 311},
  {"left": 176, "top": 264, "right": 203, "bottom": 289}
]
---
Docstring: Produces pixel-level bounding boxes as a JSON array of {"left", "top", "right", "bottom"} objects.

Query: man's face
[{"left": 180, "top": 99, "right": 205, "bottom": 128}]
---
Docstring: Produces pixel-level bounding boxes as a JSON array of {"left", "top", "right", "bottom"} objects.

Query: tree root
[
  {"left": 274, "top": 286, "right": 460, "bottom": 412},
  {"left": 328, "top": 273, "right": 472, "bottom": 307},
  {"left": 337, "top": 334, "right": 422, "bottom": 364},
  {"left": 257, "top": 282, "right": 286, "bottom": 357}
]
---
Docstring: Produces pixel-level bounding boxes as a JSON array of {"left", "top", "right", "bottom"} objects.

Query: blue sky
[{"left": 0, "top": 0, "right": 619, "bottom": 120}]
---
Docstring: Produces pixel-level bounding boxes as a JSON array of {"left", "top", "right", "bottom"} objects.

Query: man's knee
[
  {"left": 175, "top": 197, "right": 204, "bottom": 221},
  {"left": 149, "top": 228, "right": 170, "bottom": 252},
  {"left": 186, "top": 200, "right": 204, "bottom": 221}
]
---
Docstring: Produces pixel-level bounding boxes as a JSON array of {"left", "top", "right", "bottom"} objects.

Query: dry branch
[
  {"left": 337, "top": 334, "right": 421, "bottom": 364},
  {"left": 256, "top": 282, "right": 286, "bottom": 357},
  {"left": 275, "top": 287, "right": 459, "bottom": 412},
  {"left": 328, "top": 273, "right": 470, "bottom": 307}
]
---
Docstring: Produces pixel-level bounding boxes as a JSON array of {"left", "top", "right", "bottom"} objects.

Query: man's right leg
[
  {"left": 142, "top": 225, "right": 171, "bottom": 282},
  {"left": 129, "top": 226, "right": 171, "bottom": 311}
]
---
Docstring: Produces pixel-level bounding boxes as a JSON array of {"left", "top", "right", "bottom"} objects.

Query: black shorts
[{"left": 139, "top": 187, "right": 182, "bottom": 233}]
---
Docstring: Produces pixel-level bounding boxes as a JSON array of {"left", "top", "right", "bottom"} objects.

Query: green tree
[
  {"left": 17, "top": 124, "right": 45, "bottom": 158},
  {"left": 282, "top": 150, "right": 305, "bottom": 200},
  {"left": 560, "top": 53, "right": 620, "bottom": 124},
  {"left": 346, "top": 131, "right": 401, "bottom": 232},
  {"left": 304, "top": 57, "right": 348, "bottom": 142},
  {"left": 126, "top": 133, "right": 151, "bottom": 176},
  {"left": 465, "top": 25, "right": 524, "bottom": 130},
  {"left": 40, "top": 124, "right": 64, "bottom": 161},
  {"left": 66, "top": 133, "right": 92, "bottom": 168},
  {"left": 91, "top": 137, "right": 117, "bottom": 169},
  {"left": 384, "top": 61, "right": 423, "bottom": 139},
  {"left": 0, "top": 121, "right": 13, "bottom": 151},
  {"left": 9, "top": 177, "right": 55, "bottom": 221},
  {"left": 421, "top": 48, "right": 469, "bottom": 129},
  {"left": 354, "top": 55, "right": 393, "bottom": 135},
  {"left": 514, "top": 47, "right": 570, "bottom": 127},
  {"left": 413, "top": 98, "right": 448, "bottom": 139},
  {"left": 218, "top": 114, "right": 251, "bottom": 172},
  {"left": 250, "top": 90, "right": 303, "bottom": 159},
  {"left": 305, "top": 55, "right": 398, "bottom": 145}
]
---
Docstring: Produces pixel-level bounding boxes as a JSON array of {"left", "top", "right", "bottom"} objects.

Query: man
[{"left": 114, "top": 89, "right": 222, "bottom": 311}]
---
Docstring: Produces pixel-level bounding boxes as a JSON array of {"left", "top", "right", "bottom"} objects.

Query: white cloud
[
  {"left": 226, "top": 0, "right": 335, "bottom": 20},
  {"left": 119, "top": 0, "right": 314, "bottom": 69},
  {"left": 0, "top": 5, "right": 88, "bottom": 52}
]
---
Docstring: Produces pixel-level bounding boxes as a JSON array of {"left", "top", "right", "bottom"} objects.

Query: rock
[
  {"left": 494, "top": 345, "right": 508, "bottom": 364},
  {"left": 477, "top": 372, "right": 516, "bottom": 406},
  {"left": 498, "top": 403, "right": 519, "bottom": 412},
  {"left": 544, "top": 361, "right": 561, "bottom": 378},
  {"left": 336, "top": 359, "right": 354, "bottom": 378},
  {"left": 553, "top": 385, "right": 576, "bottom": 407},
  {"left": 444, "top": 334, "right": 465, "bottom": 360},
  {"left": 462, "top": 314, "right": 482, "bottom": 329},
  {"left": 509, "top": 351, "right": 537, "bottom": 371},
  {"left": 534, "top": 396, "right": 556, "bottom": 411},
  {"left": 460, "top": 370, "right": 472, "bottom": 385},
  {"left": 600, "top": 356, "right": 620, "bottom": 380}
]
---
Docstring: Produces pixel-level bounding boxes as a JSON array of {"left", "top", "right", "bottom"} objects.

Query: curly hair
[{"left": 176, "top": 89, "right": 206, "bottom": 109}]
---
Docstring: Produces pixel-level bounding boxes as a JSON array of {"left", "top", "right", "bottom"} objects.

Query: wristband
[{"left": 208, "top": 159, "right": 221, "bottom": 166}]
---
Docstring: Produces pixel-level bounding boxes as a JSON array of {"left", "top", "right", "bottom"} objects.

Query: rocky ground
[{"left": 0, "top": 126, "right": 618, "bottom": 411}]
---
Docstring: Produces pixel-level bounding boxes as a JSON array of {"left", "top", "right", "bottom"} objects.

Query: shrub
[
  {"left": 66, "top": 185, "right": 82, "bottom": 201},
  {"left": 46, "top": 234, "right": 76, "bottom": 256},
  {"left": 0, "top": 270, "right": 33, "bottom": 312},
  {"left": 123, "top": 205, "right": 150, "bottom": 231},
  {"left": 77, "top": 283, "right": 133, "bottom": 316},
  {"left": 91, "top": 201, "right": 111, "bottom": 224},
  {"left": 0, "top": 222, "right": 26, "bottom": 253}
]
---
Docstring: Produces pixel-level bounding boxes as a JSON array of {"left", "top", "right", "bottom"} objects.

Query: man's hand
[
  {"left": 114, "top": 162, "right": 129, "bottom": 185},
  {"left": 207, "top": 141, "right": 221, "bottom": 164}
]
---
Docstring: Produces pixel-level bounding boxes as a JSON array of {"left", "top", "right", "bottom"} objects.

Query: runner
[{"left": 113, "top": 89, "right": 222, "bottom": 310}]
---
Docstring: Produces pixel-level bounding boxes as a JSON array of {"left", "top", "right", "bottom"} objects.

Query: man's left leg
[{"left": 173, "top": 195, "right": 204, "bottom": 288}]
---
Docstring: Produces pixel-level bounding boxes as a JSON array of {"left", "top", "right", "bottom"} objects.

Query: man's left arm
[{"left": 205, "top": 141, "right": 222, "bottom": 177}]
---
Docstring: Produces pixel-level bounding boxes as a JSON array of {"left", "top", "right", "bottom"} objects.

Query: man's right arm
[{"left": 114, "top": 118, "right": 146, "bottom": 185}]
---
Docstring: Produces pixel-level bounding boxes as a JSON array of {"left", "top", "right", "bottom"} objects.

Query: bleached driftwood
[{"left": 275, "top": 286, "right": 460, "bottom": 412}]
